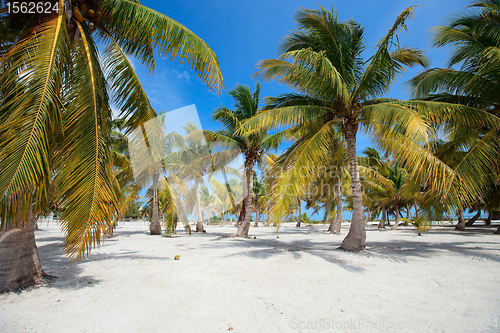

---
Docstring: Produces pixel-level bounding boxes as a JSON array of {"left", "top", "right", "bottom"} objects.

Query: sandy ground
[{"left": 1, "top": 221, "right": 500, "bottom": 333}]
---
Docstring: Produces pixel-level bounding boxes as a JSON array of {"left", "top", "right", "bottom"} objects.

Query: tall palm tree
[
  {"left": 204, "top": 83, "right": 283, "bottom": 237},
  {"left": 409, "top": 0, "right": 500, "bottom": 232},
  {"left": 244, "top": 6, "right": 484, "bottom": 250},
  {"left": 0, "top": 0, "right": 223, "bottom": 292}
]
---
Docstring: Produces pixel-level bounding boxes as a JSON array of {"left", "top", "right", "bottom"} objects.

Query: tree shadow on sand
[
  {"left": 34, "top": 230, "right": 169, "bottom": 291},
  {"left": 364, "top": 238, "right": 500, "bottom": 263},
  {"left": 202, "top": 237, "right": 365, "bottom": 273}
]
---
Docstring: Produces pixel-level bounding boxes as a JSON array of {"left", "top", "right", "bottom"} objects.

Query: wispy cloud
[{"left": 173, "top": 69, "right": 190, "bottom": 82}]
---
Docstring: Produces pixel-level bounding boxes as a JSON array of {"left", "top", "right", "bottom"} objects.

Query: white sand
[{"left": 1, "top": 222, "right": 499, "bottom": 332}]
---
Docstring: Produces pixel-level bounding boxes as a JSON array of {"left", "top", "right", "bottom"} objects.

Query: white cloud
[{"left": 173, "top": 69, "right": 190, "bottom": 82}]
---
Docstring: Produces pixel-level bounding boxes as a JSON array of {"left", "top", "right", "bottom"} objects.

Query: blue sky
[
  {"left": 133, "top": 0, "right": 469, "bottom": 150},
  {"left": 129, "top": 0, "right": 471, "bottom": 219}
]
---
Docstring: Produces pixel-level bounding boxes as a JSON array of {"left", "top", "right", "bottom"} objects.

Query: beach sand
[{"left": 1, "top": 222, "right": 499, "bottom": 332}]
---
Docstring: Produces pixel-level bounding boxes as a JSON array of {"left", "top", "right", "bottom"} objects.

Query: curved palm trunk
[
  {"left": 455, "top": 210, "right": 466, "bottom": 231},
  {"left": 378, "top": 206, "right": 387, "bottom": 229},
  {"left": 150, "top": 170, "right": 161, "bottom": 235},
  {"left": 329, "top": 180, "right": 343, "bottom": 234},
  {"left": 391, "top": 204, "right": 400, "bottom": 230},
  {"left": 0, "top": 201, "right": 43, "bottom": 292},
  {"left": 465, "top": 204, "right": 481, "bottom": 227},
  {"left": 341, "top": 124, "right": 365, "bottom": 251},
  {"left": 236, "top": 160, "right": 254, "bottom": 237},
  {"left": 195, "top": 181, "right": 204, "bottom": 232}
]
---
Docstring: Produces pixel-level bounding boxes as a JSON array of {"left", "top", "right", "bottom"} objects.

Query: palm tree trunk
[
  {"left": 378, "top": 206, "right": 387, "bottom": 229},
  {"left": 150, "top": 170, "right": 161, "bottom": 235},
  {"left": 465, "top": 204, "right": 481, "bottom": 227},
  {"left": 253, "top": 197, "right": 259, "bottom": 227},
  {"left": 392, "top": 204, "right": 400, "bottom": 230},
  {"left": 486, "top": 211, "right": 492, "bottom": 226},
  {"left": 329, "top": 180, "right": 343, "bottom": 234},
  {"left": 236, "top": 160, "right": 254, "bottom": 237},
  {"left": 403, "top": 205, "right": 410, "bottom": 226},
  {"left": 0, "top": 199, "right": 44, "bottom": 292},
  {"left": 341, "top": 124, "right": 365, "bottom": 251},
  {"left": 455, "top": 210, "right": 466, "bottom": 230},
  {"left": 296, "top": 199, "right": 302, "bottom": 227},
  {"left": 195, "top": 181, "right": 204, "bottom": 232}
]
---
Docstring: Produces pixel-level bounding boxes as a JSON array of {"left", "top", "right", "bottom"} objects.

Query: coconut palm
[
  {"left": 409, "top": 0, "right": 500, "bottom": 232},
  {"left": 247, "top": 6, "right": 497, "bottom": 250},
  {"left": 204, "top": 83, "right": 284, "bottom": 237},
  {"left": 244, "top": 6, "right": 445, "bottom": 250},
  {"left": 0, "top": 0, "right": 223, "bottom": 291}
]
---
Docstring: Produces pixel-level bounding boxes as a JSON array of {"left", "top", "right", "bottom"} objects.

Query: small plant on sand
[{"left": 401, "top": 217, "right": 432, "bottom": 236}]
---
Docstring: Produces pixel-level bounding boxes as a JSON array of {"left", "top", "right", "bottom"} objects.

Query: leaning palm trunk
[
  {"left": 378, "top": 206, "right": 387, "bottom": 229},
  {"left": 195, "top": 181, "right": 204, "bottom": 232},
  {"left": 0, "top": 200, "right": 43, "bottom": 292},
  {"left": 150, "top": 171, "right": 161, "bottom": 235},
  {"left": 329, "top": 180, "right": 343, "bottom": 234},
  {"left": 341, "top": 125, "right": 366, "bottom": 251},
  {"left": 391, "top": 204, "right": 400, "bottom": 230},
  {"left": 236, "top": 160, "right": 254, "bottom": 237},
  {"left": 465, "top": 204, "right": 481, "bottom": 227}
]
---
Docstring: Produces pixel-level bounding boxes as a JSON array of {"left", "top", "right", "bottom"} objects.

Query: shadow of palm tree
[
  {"left": 364, "top": 238, "right": 500, "bottom": 263},
  {"left": 201, "top": 237, "right": 365, "bottom": 272},
  {"left": 35, "top": 229, "right": 169, "bottom": 291}
]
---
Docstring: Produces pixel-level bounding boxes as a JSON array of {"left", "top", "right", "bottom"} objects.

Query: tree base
[
  {"left": 340, "top": 236, "right": 365, "bottom": 251},
  {"left": 195, "top": 222, "right": 205, "bottom": 233},
  {"left": 150, "top": 221, "right": 162, "bottom": 235},
  {"left": 236, "top": 221, "right": 250, "bottom": 237},
  {"left": 0, "top": 223, "right": 44, "bottom": 293},
  {"left": 327, "top": 218, "right": 342, "bottom": 234}
]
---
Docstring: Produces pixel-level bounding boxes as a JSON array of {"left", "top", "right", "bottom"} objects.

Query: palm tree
[
  {"left": 359, "top": 147, "right": 415, "bottom": 230},
  {"left": 409, "top": 0, "right": 500, "bottom": 233},
  {"left": 244, "top": 6, "right": 461, "bottom": 250},
  {"left": 0, "top": 0, "right": 223, "bottom": 292},
  {"left": 204, "top": 83, "right": 283, "bottom": 237},
  {"left": 252, "top": 171, "right": 264, "bottom": 227},
  {"left": 278, "top": 127, "right": 349, "bottom": 234}
]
